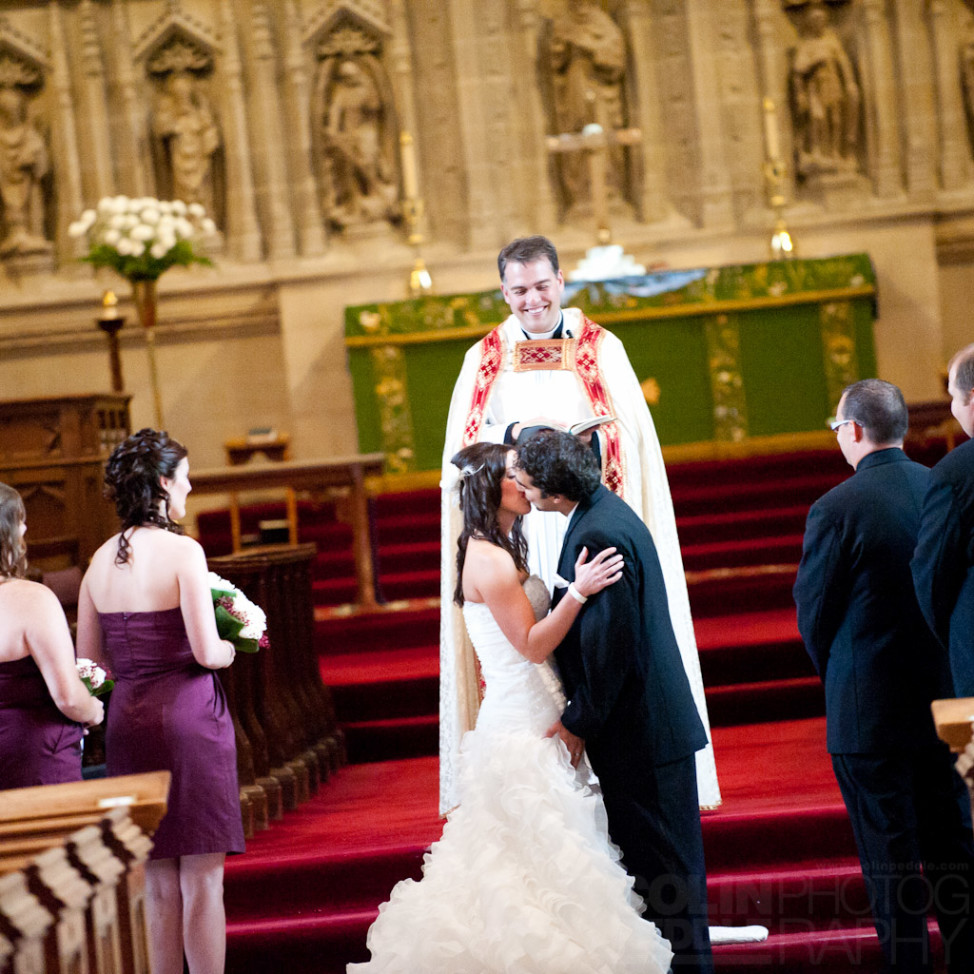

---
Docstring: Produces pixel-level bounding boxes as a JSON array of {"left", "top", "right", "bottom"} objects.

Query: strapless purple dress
[
  {"left": 98, "top": 607, "right": 245, "bottom": 859},
  {"left": 0, "top": 655, "right": 83, "bottom": 789}
]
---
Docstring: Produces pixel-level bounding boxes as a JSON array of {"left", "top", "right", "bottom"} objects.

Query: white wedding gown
[{"left": 348, "top": 577, "right": 673, "bottom": 974}]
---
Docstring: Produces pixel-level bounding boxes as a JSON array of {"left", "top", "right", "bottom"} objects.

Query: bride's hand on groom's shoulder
[{"left": 573, "top": 545, "right": 624, "bottom": 598}]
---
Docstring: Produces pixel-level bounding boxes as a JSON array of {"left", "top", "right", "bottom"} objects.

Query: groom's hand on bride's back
[{"left": 546, "top": 719, "right": 585, "bottom": 767}]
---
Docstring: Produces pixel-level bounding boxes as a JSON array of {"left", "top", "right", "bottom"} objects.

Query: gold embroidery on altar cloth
[{"left": 512, "top": 338, "right": 577, "bottom": 372}]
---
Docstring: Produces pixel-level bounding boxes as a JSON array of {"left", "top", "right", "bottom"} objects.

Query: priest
[{"left": 439, "top": 235, "right": 719, "bottom": 816}]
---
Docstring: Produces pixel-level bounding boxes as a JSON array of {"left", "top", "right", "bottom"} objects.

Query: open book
[{"left": 519, "top": 415, "right": 616, "bottom": 439}]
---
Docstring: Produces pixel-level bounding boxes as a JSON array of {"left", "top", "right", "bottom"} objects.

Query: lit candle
[
  {"left": 400, "top": 131, "right": 419, "bottom": 200},
  {"left": 762, "top": 97, "right": 781, "bottom": 161}
]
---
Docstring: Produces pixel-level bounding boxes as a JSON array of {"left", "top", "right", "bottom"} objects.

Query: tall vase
[{"left": 131, "top": 278, "right": 165, "bottom": 429}]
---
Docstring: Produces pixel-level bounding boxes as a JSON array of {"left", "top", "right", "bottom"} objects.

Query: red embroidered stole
[{"left": 462, "top": 317, "right": 625, "bottom": 499}]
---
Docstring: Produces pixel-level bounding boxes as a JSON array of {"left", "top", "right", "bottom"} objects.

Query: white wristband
[{"left": 568, "top": 582, "right": 587, "bottom": 604}]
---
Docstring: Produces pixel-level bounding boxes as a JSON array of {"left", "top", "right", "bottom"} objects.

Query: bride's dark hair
[
  {"left": 0, "top": 482, "right": 27, "bottom": 579},
  {"left": 104, "top": 428, "right": 188, "bottom": 565},
  {"left": 451, "top": 442, "right": 528, "bottom": 606}
]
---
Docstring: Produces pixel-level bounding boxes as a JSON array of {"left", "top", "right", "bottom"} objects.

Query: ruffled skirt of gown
[{"left": 348, "top": 588, "right": 672, "bottom": 974}]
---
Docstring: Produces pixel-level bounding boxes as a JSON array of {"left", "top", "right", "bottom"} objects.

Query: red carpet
[{"left": 196, "top": 447, "right": 953, "bottom": 972}]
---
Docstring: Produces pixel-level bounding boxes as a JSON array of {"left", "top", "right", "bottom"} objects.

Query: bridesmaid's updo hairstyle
[
  {"left": 104, "top": 428, "right": 188, "bottom": 565},
  {"left": 451, "top": 442, "right": 528, "bottom": 606},
  {"left": 0, "top": 482, "right": 27, "bottom": 579}
]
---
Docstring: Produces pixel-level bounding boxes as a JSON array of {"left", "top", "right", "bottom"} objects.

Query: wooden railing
[
  {"left": 190, "top": 452, "right": 385, "bottom": 610},
  {"left": 207, "top": 543, "right": 346, "bottom": 833},
  {"left": 0, "top": 772, "right": 169, "bottom": 974},
  {"left": 932, "top": 698, "right": 974, "bottom": 819}
]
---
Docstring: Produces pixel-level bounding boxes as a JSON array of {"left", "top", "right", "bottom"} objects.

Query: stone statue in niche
[
  {"left": 544, "top": 0, "right": 628, "bottom": 213},
  {"left": 962, "top": 31, "right": 974, "bottom": 151},
  {"left": 0, "top": 58, "right": 52, "bottom": 258},
  {"left": 319, "top": 57, "right": 398, "bottom": 230},
  {"left": 789, "top": 0, "right": 860, "bottom": 178},
  {"left": 152, "top": 70, "right": 222, "bottom": 215}
]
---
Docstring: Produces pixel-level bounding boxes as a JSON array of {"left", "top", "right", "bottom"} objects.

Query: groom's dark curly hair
[{"left": 515, "top": 430, "right": 601, "bottom": 502}]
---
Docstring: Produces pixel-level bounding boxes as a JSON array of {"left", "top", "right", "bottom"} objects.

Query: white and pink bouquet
[
  {"left": 76, "top": 658, "right": 114, "bottom": 697},
  {"left": 208, "top": 572, "right": 269, "bottom": 654}
]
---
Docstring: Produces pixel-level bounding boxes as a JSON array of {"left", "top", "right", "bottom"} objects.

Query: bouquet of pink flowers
[
  {"left": 76, "top": 658, "right": 114, "bottom": 696},
  {"left": 208, "top": 572, "right": 269, "bottom": 654}
]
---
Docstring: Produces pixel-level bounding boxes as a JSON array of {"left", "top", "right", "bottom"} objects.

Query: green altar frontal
[{"left": 344, "top": 253, "right": 877, "bottom": 474}]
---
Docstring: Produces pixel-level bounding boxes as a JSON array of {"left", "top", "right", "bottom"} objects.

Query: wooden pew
[
  {"left": 0, "top": 772, "right": 170, "bottom": 870},
  {"left": 0, "top": 869, "right": 50, "bottom": 974},
  {"left": 0, "top": 775, "right": 167, "bottom": 974},
  {"left": 21, "top": 845, "right": 91, "bottom": 974},
  {"left": 66, "top": 821, "right": 125, "bottom": 974},
  {"left": 931, "top": 697, "right": 974, "bottom": 820},
  {"left": 208, "top": 544, "right": 345, "bottom": 820},
  {"left": 97, "top": 813, "right": 151, "bottom": 974}
]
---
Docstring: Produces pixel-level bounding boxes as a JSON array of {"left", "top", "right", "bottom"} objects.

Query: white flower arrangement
[
  {"left": 208, "top": 571, "right": 268, "bottom": 654},
  {"left": 68, "top": 195, "right": 216, "bottom": 281},
  {"left": 76, "top": 658, "right": 114, "bottom": 697}
]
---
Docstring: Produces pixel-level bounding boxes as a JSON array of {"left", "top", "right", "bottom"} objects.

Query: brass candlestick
[
  {"left": 403, "top": 196, "right": 432, "bottom": 297},
  {"left": 762, "top": 97, "right": 796, "bottom": 260},
  {"left": 97, "top": 290, "right": 125, "bottom": 392}
]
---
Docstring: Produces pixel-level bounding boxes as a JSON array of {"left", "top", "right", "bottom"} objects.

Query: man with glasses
[{"left": 794, "top": 378, "right": 974, "bottom": 973}]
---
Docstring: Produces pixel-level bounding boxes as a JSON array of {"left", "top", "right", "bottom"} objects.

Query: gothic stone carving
[
  {"left": 147, "top": 34, "right": 225, "bottom": 227},
  {"left": 787, "top": 0, "right": 861, "bottom": 180},
  {"left": 540, "top": 0, "right": 631, "bottom": 218},
  {"left": 0, "top": 48, "right": 52, "bottom": 258},
  {"left": 312, "top": 17, "right": 399, "bottom": 232}
]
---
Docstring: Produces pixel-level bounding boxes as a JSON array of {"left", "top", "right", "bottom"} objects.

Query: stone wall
[{"left": 0, "top": 0, "right": 972, "bottom": 467}]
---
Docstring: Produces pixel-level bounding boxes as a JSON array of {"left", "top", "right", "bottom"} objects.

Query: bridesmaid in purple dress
[
  {"left": 0, "top": 482, "right": 103, "bottom": 789},
  {"left": 75, "top": 430, "right": 243, "bottom": 974}
]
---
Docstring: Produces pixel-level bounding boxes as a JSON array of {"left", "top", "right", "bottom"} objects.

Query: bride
[{"left": 348, "top": 442, "right": 673, "bottom": 973}]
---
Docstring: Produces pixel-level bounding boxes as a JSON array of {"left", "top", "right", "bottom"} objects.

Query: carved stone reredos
[
  {"left": 133, "top": 6, "right": 219, "bottom": 77},
  {"left": 0, "top": 17, "right": 47, "bottom": 94},
  {"left": 304, "top": 1, "right": 391, "bottom": 46}
]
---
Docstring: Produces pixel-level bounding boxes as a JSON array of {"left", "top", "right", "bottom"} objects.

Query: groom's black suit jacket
[
  {"left": 552, "top": 484, "right": 713, "bottom": 971},
  {"left": 553, "top": 484, "right": 707, "bottom": 781}
]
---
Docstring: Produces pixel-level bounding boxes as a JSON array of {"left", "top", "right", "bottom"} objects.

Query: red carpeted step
[
  {"left": 682, "top": 533, "right": 805, "bottom": 572},
  {"left": 687, "top": 565, "right": 798, "bottom": 617},
  {"left": 677, "top": 503, "right": 811, "bottom": 546},
  {"left": 373, "top": 539, "right": 440, "bottom": 575},
  {"left": 313, "top": 569, "right": 440, "bottom": 606},
  {"left": 223, "top": 720, "right": 917, "bottom": 974},
  {"left": 705, "top": 675, "right": 824, "bottom": 726},
  {"left": 666, "top": 450, "right": 849, "bottom": 492},
  {"left": 373, "top": 490, "right": 439, "bottom": 519},
  {"left": 376, "top": 568, "right": 440, "bottom": 601},
  {"left": 226, "top": 846, "right": 427, "bottom": 920},
  {"left": 322, "top": 646, "right": 438, "bottom": 726},
  {"left": 312, "top": 576, "right": 359, "bottom": 605},
  {"left": 707, "top": 859, "right": 867, "bottom": 930},
  {"left": 227, "top": 910, "right": 374, "bottom": 974},
  {"left": 316, "top": 604, "right": 439, "bottom": 654},
  {"left": 372, "top": 510, "right": 440, "bottom": 546},
  {"left": 343, "top": 714, "right": 439, "bottom": 763},
  {"left": 672, "top": 472, "right": 847, "bottom": 518},
  {"left": 695, "top": 608, "right": 812, "bottom": 686}
]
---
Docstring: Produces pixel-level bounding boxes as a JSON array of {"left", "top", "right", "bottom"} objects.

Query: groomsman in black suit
[
  {"left": 794, "top": 379, "right": 974, "bottom": 974},
  {"left": 913, "top": 342, "right": 974, "bottom": 696},
  {"left": 515, "top": 430, "right": 713, "bottom": 974}
]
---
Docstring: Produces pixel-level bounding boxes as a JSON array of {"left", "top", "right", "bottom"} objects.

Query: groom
[{"left": 515, "top": 430, "right": 713, "bottom": 974}]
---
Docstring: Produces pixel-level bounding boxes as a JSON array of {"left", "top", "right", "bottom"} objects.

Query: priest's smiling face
[{"left": 500, "top": 257, "right": 566, "bottom": 335}]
